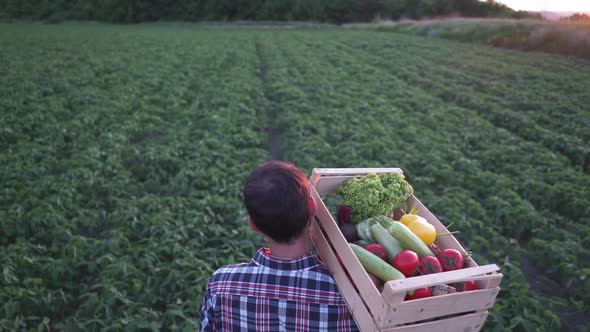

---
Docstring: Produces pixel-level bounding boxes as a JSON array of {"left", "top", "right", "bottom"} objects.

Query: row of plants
[
  {"left": 0, "top": 25, "right": 268, "bottom": 330},
  {"left": 253, "top": 29, "right": 587, "bottom": 330}
]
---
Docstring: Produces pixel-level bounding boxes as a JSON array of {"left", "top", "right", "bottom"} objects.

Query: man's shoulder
[{"left": 208, "top": 262, "right": 254, "bottom": 282}]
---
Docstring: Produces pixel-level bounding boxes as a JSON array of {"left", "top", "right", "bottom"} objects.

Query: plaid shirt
[{"left": 200, "top": 248, "right": 359, "bottom": 331}]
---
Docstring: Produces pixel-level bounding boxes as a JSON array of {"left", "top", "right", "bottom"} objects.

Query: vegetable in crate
[
  {"left": 392, "top": 250, "right": 420, "bottom": 277},
  {"left": 438, "top": 249, "right": 465, "bottom": 271},
  {"left": 323, "top": 194, "right": 342, "bottom": 217},
  {"left": 356, "top": 219, "right": 374, "bottom": 242},
  {"left": 406, "top": 218, "right": 436, "bottom": 246},
  {"left": 355, "top": 240, "right": 371, "bottom": 247},
  {"left": 350, "top": 243, "right": 405, "bottom": 281},
  {"left": 340, "top": 223, "right": 359, "bottom": 243},
  {"left": 417, "top": 256, "right": 443, "bottom": 275},
  {"left": 370, "top": 223, "right": 403, "bottom": 261},
  {"left": 400, "top": 213, "right": 426, "bottom": 227},
  {"left": 365, "top": 243, "right": 387, "bottom": 261},
  {"left": 399, "top": 208, "right": 424, "bottom": 226},
  {"left": 356, "top": 216, "right": 395, "bottom": 242},
  {"left": 405, "top": 287, "right": 432, "bottom": 301},
  {"left": 340, "top": 224, "right": 360, "bottom": 242},
  {"left": 338, "top": 205, "right": 352, "bottom": 225},
  {"left": 337, "top": 173, "right": 413, "bottom": 223},
  {"left": 366, "top": 215, "right": 395, "bottom": 229},
  {"left": 389, "top": 222, "right": 434, "bottom": 257},
  {"left": 453, "top": 280, "right": 478, "bottom": 292},
  {"left": 392, "top": 208, "right": 405, "bottom": 221}
]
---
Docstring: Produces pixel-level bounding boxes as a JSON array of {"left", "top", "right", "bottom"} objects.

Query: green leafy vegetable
[{"left": 337, "top": 173, "right": 413, "bottom": 223}]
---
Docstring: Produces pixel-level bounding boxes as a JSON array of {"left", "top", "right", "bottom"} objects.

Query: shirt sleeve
[{"left": 200, "top": 284, "right": 215, "bottom": 332}]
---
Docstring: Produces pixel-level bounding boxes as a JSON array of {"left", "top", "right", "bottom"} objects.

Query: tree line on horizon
[
  {"left": 0, "top": 0, "right": 541, "bottom": 24},
  {"left": 560, "top": 13, "right": 590, "bottom": 23}
]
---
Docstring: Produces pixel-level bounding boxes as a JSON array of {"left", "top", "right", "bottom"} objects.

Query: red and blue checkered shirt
[{"left": 200, "top": 248, "right": 359, "bottom": 331}]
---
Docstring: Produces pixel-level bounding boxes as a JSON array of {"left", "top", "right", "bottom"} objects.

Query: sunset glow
[{"left": 495, "top": 0, "right": 590, "bottom": 12}]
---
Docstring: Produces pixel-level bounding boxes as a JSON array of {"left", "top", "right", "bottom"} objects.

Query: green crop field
[{"left": 1, "top": 23, "right": 589, "bottom": 331}]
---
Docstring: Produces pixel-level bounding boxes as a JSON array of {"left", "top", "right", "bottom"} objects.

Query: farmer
[{"left": 200, "top": 160, "right": 359, "bottom": 331}]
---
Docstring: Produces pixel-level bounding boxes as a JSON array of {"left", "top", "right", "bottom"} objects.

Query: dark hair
[{"left": 243, "top": 161, "right": 311, "bottom": 243}]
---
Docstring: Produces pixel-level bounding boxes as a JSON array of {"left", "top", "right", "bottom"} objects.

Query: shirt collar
[{"left": 252, "top": 248, "right": 322, "bottom": 271}]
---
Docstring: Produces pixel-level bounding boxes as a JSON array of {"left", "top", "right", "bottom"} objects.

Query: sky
[{"left": 494, "top": 0, "right": 590, "bottom": 12}]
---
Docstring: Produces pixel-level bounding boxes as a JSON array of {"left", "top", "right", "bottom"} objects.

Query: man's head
[{"left": 243, "top": 161, "right": 316, "bottom": 243}]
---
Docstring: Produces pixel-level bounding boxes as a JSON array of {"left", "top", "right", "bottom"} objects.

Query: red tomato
[
  {"left": 365, "top": 243, "right": 387, "bottom": 261},
  {"left": 417, "top": 255, "right": 443, "bottom": 275},
  {"left": 437, "top": 249, "right": 465, "bottom": 271},
  {"left": 392, "top": 250, "right": 420, "bottom": 277},
  {"left": 405, "top": 287, "right": 432, "bottom": 301},
  {"left": 464, "top": 280, "right": 478, "bottom": 291}
]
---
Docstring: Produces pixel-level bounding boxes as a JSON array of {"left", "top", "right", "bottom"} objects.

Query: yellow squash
[
  {"left": 407, "top": 219, "right": 436, "bottom": 246},
  {"left": 399, "top": 213, "right": 426, "bottom": 227}
]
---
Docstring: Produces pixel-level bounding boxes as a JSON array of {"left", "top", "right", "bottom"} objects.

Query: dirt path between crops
[
  {"left": 254, "top": 39, "right": 281, "bottom": 160},
  {"left": 519, "top": 254, "right": 590, "bottom": 331}
]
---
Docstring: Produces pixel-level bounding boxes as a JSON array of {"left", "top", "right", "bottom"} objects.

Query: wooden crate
[{"left": 309, "top": 168, "right": 502, "bottom": 332}]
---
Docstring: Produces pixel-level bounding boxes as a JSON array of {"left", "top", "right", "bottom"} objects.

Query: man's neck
[{"left": 266, "top": 235, "right": 312, "bottom": 260}]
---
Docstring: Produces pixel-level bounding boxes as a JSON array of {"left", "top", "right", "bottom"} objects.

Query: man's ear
[
  {"left": 248, "top": 218, "right": 260, "bottom": 233},
  {"left": 309, "top": 196, "right": 317, "bottom": 217}
]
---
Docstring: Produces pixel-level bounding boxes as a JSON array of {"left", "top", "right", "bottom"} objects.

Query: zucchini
[
  {"left": 367, "top": 215, "right": 395, "bottom": 230},
  {"left": 356, "top": 216, "right": 393, "bottom": 242},
  {"left": 370, "top": 223, "right": 404, "bottom": 261},
  {"left": 356, "top": 219, "right": 375, "bottom": 242},
  {"left": 389, "top": 222, "right": 434, "bottom": 257},
  {"left": 355, "top": 240, "right": 371, "bottom": 247},
  {"left": 350, "top": 243, "right": 405, "bottom": 281}
]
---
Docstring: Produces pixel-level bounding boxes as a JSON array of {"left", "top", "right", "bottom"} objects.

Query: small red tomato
[
  {"left": 392, "top": 250, "right": 420, "bottom": 277},
  {"left": 454, "top": 280, "right": 478, "bottom": 292},
  {"left": 405, "top": 287, "right": 432, "bottom": 301},
  {"left": 417, "top": 255, "right": 443, "bottom": 275},
  {"left": 464, "top": 280, "right": 478, "bottom": 291},
  {"left": 437, "top": 249, "right": 465, "bottom": 271},
  {"left": 365, "top": 243, "right": 387, "bottom": 261}
]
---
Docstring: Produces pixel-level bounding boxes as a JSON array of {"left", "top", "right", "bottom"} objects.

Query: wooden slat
[
  {"left": 309, "top": 170, "right": 323, "bottom": 192},
  {"left": 382, "top": 288, "right": 499, "bottom": 327},
  {"left": 382, "top": 265, "right": 500, "bottom": 294},
  {"left": 312, "top": 168, "right": 403, "bottom": 177},
  {"left": 482, "top": 275, "right": 503, "bottom": 288},
  {"left": 310, "top": 219, "right": 380, "bottom": 332},
  {"left": 311, "top": 185, "right": 388, "bottom": 326},
  {"left": 314, "top": 175, "right": 356, "bottom": 196},
  {"left": 382, "top": 310, "right": 489, "bottom": 332}
]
